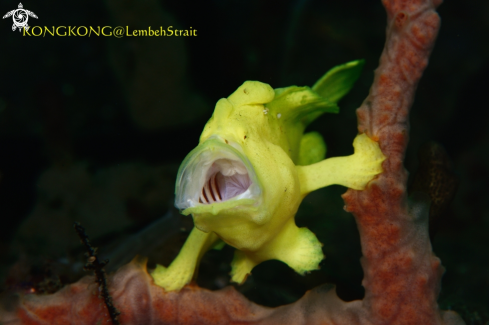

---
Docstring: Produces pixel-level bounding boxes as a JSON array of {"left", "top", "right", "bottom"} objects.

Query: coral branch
[{"left": 342, "top": 0, "right": 464, "bottom": 324}]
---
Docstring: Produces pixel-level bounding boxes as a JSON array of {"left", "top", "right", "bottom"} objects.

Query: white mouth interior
[
  {"left": 199, "top": 159, "right": 252, "bottom": 204},
  {"left": 174, "top": 139, "right": 261, "bottom": 211}
]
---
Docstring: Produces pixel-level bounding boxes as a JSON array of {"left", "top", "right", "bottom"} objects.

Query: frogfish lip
[{"left": 175, "top": 137, "right": 262, "bottom": 214}]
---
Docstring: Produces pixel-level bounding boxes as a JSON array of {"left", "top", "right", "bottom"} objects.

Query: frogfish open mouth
[{"left": 175, "top": 138, "right": 261, "bottom": 211}]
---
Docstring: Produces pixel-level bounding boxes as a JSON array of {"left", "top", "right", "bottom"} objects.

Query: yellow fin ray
[
  {"left": 230, "top": 220, "right": 324, "bottom": 283},
  {"left": 297, "top": 133, "right": 385, "bottom": 195},
  {"left": 152, "top": 227, "right": 218, "bottom": 291},
  {"left": 297, "top": 131, "right": 327, "bottom": 166}
]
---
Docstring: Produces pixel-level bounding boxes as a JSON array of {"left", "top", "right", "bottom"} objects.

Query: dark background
[{"left": 0, "top": 0, "right": 488, "bottom": 323}]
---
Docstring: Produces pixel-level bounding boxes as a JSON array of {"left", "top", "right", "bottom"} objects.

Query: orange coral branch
[{"left": 342, "top": 0, "right": 463, "bottom": 324}]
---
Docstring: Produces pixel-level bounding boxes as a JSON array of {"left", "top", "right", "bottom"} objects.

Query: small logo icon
[{"left": 3, "top": 3, "right": 38, "bottom": 32}]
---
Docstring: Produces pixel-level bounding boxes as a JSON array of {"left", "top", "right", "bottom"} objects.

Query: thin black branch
[{"left": 73, "top": 222, "right": 121, "bottom": 325}]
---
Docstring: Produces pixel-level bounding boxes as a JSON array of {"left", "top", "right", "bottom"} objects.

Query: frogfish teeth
[{"left": 151, "top": 59, "right": 386, "bottom": 291}]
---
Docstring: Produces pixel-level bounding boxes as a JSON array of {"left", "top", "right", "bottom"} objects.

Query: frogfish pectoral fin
[
  {"left": 230, "top": 219, "right": 324, "bottom": 283},
  {"left": 297, "top": 133, "right": 385, "bottom": 196},
  {"left": 151, "top": 227, "right": 219, "bottom": 291},
  {"left": 230, "top": 250, "right": 259, "bottom": 284},
  {"left": 297, "top": 131, "right": 327, "bottom": 166}
]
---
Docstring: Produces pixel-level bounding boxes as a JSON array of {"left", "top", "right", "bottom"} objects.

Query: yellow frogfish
[{"left": 152, "top": 60, "right": 385, "bottom": 291}]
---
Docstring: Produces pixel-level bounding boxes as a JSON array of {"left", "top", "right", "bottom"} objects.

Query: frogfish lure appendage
[{"left": 151, "top": 59, "right": 386, "bottom": 291}]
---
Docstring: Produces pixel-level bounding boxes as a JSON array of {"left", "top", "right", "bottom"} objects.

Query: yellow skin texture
[{"left": 152, "top": 60, "right": 386, "bottom": 291}]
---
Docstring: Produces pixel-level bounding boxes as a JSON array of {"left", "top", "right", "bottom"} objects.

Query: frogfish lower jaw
[{"left": 174, "top": 139, "right": 262, "bottom": 213}]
